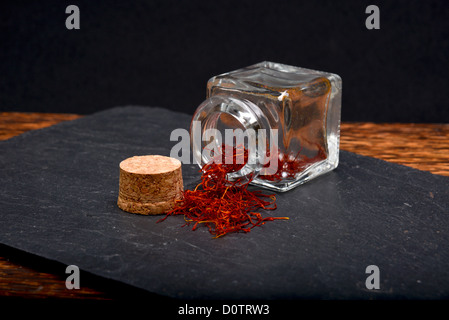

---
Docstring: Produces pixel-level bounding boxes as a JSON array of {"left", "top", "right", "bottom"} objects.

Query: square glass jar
[{"left": 191, "top": 61, "right": 342, "bottom": 192}]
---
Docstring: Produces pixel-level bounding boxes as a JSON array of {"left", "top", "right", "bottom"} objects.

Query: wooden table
[{"left": 1, "top": 112, "right": 448, "bottom": 300}]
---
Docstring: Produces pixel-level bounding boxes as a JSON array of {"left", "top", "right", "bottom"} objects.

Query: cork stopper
[{"left": 117, "top": 155, "right": 183, "bottom": 215}]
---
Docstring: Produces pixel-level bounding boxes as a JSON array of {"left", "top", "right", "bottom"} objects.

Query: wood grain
[
  {"left": 0, "top": 112, "right": 448, "bottom": 300},
  {"left": 0, "top": 253, "right": 108, "bottom": 299},
  {"left": 0, "top": 112, "right": 82, "bottom": 141},
  {"left": 340, "top": 122, "right": 449, "bottom": 176}
]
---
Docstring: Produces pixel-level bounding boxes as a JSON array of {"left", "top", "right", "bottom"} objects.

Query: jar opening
[{"left": 191, "top": 96, "right": 272, "bottom": 185}]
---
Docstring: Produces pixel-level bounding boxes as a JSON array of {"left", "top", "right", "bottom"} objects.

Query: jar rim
[{"left": 190, "top": 95, "right": 274, "bottom": 185}]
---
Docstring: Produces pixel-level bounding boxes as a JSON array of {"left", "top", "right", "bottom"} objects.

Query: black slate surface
[{"left": 0, "top": 106, "right": 448, "bottom": 300}]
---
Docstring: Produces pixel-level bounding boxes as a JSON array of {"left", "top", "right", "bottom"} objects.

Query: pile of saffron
[
  {"left": 259, "top": 143, "right": 327, "bottom": 181},
  {"left": 158, "top": 146, "right": 288, "bottom": 238}
]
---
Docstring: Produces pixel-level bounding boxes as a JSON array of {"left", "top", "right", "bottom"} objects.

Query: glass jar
[{"left": 190, "top": 61, "right": 342, "bottom": 192}]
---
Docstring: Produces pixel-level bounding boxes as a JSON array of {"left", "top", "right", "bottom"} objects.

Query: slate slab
[{"left": 0, "top": 106, "right": 448, "bottom": 300}]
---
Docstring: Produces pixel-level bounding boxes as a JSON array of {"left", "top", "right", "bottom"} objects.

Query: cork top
[{"left": 119, "top": 155, "right": 181, "bottom": 175}]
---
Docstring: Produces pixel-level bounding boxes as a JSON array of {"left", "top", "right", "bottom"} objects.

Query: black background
[{"left": 0, "top": 0, "right": 448, "bottom": 123}]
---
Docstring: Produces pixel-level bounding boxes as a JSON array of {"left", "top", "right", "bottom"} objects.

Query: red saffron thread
[
  {"left": 158, "top": 145, "right": 289, "bottom": 238},
  {"left": 259, "top": 143, "right": 327, "bottom": 181}
]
